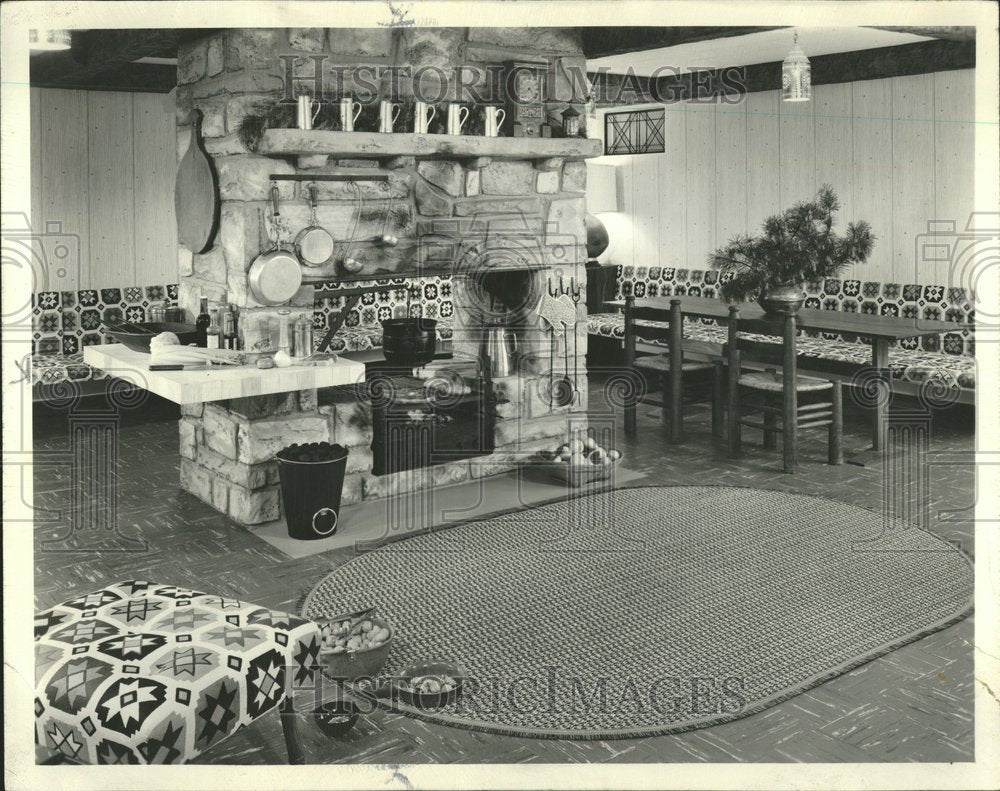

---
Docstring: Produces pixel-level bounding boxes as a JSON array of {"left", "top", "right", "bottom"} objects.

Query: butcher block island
[
  {"left": 82, "top": 344, "right": 364, "bottom": 405},
  {"left": 84, "top": 344, "right": 365, "bottom": 525}
]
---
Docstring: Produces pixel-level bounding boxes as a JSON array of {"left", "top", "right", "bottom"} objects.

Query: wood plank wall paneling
[
  {"left": 34, "top": 88, "right": 90, "bottom": 294},
  {"left": 658, "top": 104, "right": 687, "bottom": 267},
  {"left": 596, "top": 69, "right": 975, "bottom": 289},
  {"left": 813, "top": 81, "right": 854, "bottom": 249},
  {"left": 30, "top": 88, "right": 177, "bottom": 292},
  {"left": 715, "top": 102, "right": 748, "bottom": 256},
  {"left": 933, "top": 69, "right": 976, "bottom": 288},
  {"left": 132, "top": 92, "right": 179, "bottom": 285},
  {"left": 684, "top": 101, "right": 716, "bottom": 268},
  {"left": 745, "top": 90, "right": 780, "bottom": 242},
  {"left": 852, "top": 78, "right": 895, "bottom": 283},
  {"left": 891, "top": 73, "right": 937, "bottom": 286},
  {"left": 87, "top": 92, "right": 136, "bottom": 287},
  {"left": 778, "top": 93, "right": 816, "bottom": 209}
]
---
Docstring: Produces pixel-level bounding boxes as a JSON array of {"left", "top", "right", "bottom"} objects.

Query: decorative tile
[
  {"left": 78, "top": 290, "right": 99, "bottom": 307},
  {"left": 37, "top": 291, "right": 60, "bottom": 310}
]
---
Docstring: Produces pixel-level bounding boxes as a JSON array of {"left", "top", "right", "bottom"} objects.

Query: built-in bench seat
[{"left": 587, "top": 266, "right": 976, "bottom": 397}]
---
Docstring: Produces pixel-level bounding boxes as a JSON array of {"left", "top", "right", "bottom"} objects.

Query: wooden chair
[
  {"left": 625, "top": 297, "right": 725, "bottom": 443},
  {"left": 725, "top": 306, "right": 843, "bottom": 473}
]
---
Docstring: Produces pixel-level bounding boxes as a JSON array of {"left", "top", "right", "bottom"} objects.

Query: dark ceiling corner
[{"left": 30, "top": 29, "right": 219, "bottom": 93}]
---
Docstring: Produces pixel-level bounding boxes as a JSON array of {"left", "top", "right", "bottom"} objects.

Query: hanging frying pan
[
  {"left": 248, "top": 187, "right": 303, "bottom": 306},
  {"left": 295, "top": 183, "right": 335, "bottom": 267}
]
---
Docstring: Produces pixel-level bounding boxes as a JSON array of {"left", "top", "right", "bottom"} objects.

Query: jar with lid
[{"left": 292, "top": 316, "right": 314, "bottom": 359}]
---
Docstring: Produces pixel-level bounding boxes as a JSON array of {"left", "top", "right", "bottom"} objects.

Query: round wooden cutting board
[{"left": 175, "top": 109, "right": 220, "bottom": 254}]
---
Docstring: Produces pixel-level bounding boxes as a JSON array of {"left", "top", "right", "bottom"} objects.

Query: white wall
[{"left": 590, "top": 69, "right": 975, "bottom": 286}]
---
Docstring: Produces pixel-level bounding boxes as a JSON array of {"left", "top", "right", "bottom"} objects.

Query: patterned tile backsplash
[
  {"left": 614, "top": 266, "right": 975, "bottom": 357},
  {"left": 31, "top": 278, "right": 453, "bottom": 357}
]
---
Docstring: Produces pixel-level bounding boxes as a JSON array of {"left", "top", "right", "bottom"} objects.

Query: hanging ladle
[
  {"left": 378, "top": 181, "right": 398, "bottom": 247},
  {"left": 341, "top": 181, "right": 364, "bottom": 275}
]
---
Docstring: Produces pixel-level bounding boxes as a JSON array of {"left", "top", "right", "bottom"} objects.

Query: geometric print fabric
[{"left": 35, "top": 581, "right": 320, "bottom": 764}]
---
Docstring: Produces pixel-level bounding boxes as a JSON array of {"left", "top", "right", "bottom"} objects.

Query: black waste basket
[{"left": 275, "top": 442, "right": 349, "bottom": 540}]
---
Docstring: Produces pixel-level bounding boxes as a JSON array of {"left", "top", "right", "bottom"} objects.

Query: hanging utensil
[
  {"left": 295, "top": 182, "right": 335, "bottom": 267},
  {"left": 248, "top": 186, "right": 303, "bottom": 306},
  {"left": 175, "top": 109, "right": 219, "bottom": 254},
  {"left": 378, "top": 182, "right": 398, "bottom": 247},
  {"left": 341, "top": 182, "right": 364, "bottom": 275},
  {"left": 569, "top": 277, "right": 582, "bottom": 405}
]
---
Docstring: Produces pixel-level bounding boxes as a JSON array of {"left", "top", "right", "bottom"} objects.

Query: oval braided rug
[{"left": 300, "top": 485, "right": 974, "bottom": 739}]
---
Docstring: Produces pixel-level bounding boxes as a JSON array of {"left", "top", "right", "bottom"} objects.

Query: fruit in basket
[
  {"left": 547, "top": 436, "right": 621, "bottom": 467},
  {"left": 320, "top": 615, "right": 392, "bottom": 653}
]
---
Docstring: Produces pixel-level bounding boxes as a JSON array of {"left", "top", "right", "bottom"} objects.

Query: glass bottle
[
  {"left": 195, "top": 296, "right": 211, "bottom": 347},
  {"left": 206, "top": 305, "right": 222, "bottom": 349}
]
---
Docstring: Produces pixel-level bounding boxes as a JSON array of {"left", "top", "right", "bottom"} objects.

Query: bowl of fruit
[
  {"left": 536, "top": 432, "right": 623, "bottom": 487},
  {"left": 316, "top": 609, "right": 394, "bottom": 681}
]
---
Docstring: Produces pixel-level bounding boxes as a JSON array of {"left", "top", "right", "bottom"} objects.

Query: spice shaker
[{"left": 292, "top": 316, "right": 314, "bottom": 359}]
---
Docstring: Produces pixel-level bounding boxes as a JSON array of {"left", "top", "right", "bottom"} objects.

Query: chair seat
[
  {"left": 739, "top": 371, "right": 833, "bottom": 393},
  {"left": 34, "top": 581, "right": 320, "bottom": 764},
  {"left": 634, "top": 355, "right": 714, "bottom": 373}
]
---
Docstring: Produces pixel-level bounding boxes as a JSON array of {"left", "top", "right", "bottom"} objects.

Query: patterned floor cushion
[
  {"left": 34, "top": 581, "right": 320, "bottom": 765},
  {"left": 587, "top": 312, "right": 975, "bottom": 390},
  {"left": 32, "top": 353, "right": 109, "bottom": 387}
]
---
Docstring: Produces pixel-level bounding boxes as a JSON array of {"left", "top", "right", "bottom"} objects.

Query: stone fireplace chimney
[{"left": 174, "top": 28, "right": 600, "bottom": 524}]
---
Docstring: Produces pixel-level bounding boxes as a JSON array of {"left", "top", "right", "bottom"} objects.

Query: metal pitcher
[{"left": 482, "top": 328, "right": 518, "bottom": 377}]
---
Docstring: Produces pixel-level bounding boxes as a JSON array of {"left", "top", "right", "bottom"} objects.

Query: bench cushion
[
  {"left": 32, "top": 353, "right": 109, "bottom": 387},
  {"left": 35, "top": 581, "right": 320, "bottom": 764},
  {"left": 588, "top": 312, "right": 976, "bottom": 390}
]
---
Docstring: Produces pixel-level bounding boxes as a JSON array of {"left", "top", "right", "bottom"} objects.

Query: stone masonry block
[
  {"left": 206, "top": 35, "right": 224, "bottom": 77},
  {"left": 417, "top": 161, "right": 464, "bottom": 197},
  {"left": 480, "top": 161, "right": 535, "bottom": 195},
  {"left": 537, "top": 170, "right": 560, "bottom": 194},
  {"left": 216, "top": 156, "right": 295, "bottom": 201},
  {"left": 289, "top": 28, "right": 325, "bottom": 52},
  {"left": 494, "top": 414, "right": 568, "bottom": 448},
  {"left": 228, "top": 483, "right": 281, "bottom": 525},
  {"left": 237, "top": 416, "right": 329, "bottom": 465},
  {"left": 180, "top": 458, "right": 213, "bottom": 503},
  {"left": 177, "top": 40, "right": 207, "bottom": 85},
  {"left": 179, "top": 418, "right": 197, "bottom": 460},
  {"left": 202, "top": 404, "right": 238, "bottom": 458},
  {"left": 562, "top": 161, "right": 586, "bottom": 193},
  {"left": 195, "top": 443, "right": 272, "bottom": 490}
]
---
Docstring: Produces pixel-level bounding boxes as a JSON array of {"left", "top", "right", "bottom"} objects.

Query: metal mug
[
  {"left": 446, "top": 103, "right": 470, "bottom": 135},
  {"left": 339, "top": 97, "right": 362, "bottom": 132},
  {"left": 378, "top": 100, "right": 402, "bottom": 133},
  {"left": 413, "top": 101, "right": 436, "bottom": 134},
  {"left": 484, "top": 106, "right": 507, "bottom": 137},
  {"left": 297, "top": 95, "right": 321, "bottom": 130}
]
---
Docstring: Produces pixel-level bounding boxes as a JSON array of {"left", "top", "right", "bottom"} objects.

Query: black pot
[{"left": 381, "top": 318, "right": 437, "bottom": 367}]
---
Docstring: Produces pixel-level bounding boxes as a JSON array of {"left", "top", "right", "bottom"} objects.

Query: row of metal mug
[{"left": 296, "top": 96, "right": 506, "bottom": 136}]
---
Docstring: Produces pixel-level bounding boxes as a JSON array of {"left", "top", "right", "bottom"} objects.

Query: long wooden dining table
[{"left": 605, "top": 295, "right": 959, "bottom": 456}]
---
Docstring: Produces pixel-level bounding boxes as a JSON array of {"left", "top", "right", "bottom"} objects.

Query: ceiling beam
[
  {"left": 867, "top": 26, "right": 976, "bottom": 43},
  {"left": 580, "top": 26, "right": 785, "bottom": 59},
  {"left": 590, "top": 38, "right": 975, "bottom": 105}
]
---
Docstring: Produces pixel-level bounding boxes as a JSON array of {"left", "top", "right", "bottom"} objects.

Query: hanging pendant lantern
[{"left": 781, "top": 32, "right": 811, "bottom": 103}]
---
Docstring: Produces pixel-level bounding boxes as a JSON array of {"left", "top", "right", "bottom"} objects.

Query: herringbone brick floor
[{"left": 32, "top": 376, "right": 976, "bottom": 764}]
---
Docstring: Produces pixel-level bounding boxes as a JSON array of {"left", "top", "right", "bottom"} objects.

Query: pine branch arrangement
[{"left": 708, "top": 185, "right": 875, "bottom": 303}]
